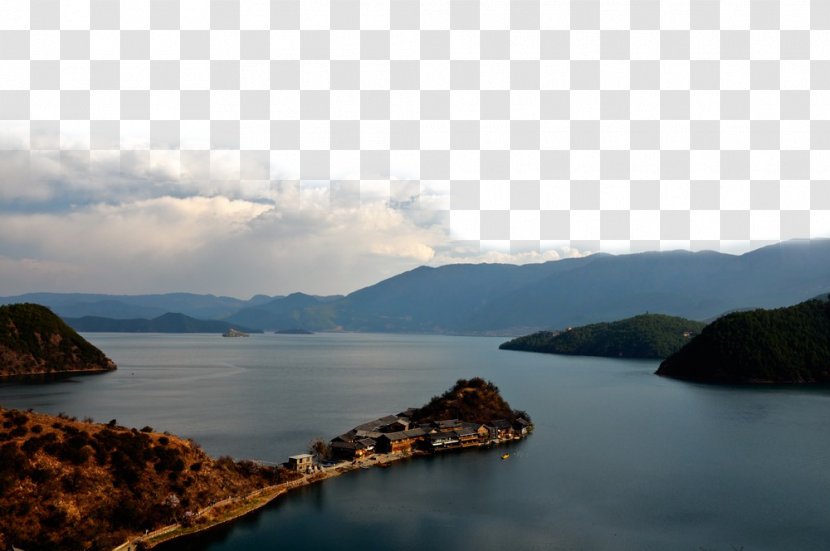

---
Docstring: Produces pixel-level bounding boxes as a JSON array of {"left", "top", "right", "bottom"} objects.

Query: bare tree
[{"left": 308, "top": 438, "right": 331, "bottom": 462}]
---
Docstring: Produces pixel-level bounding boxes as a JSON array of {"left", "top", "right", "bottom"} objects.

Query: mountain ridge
[
  {"left": 63, "top": 312, "right": 261, "bottom": 334},
  {"left": 4, "top": 239, "right": 830, "bottom": 335}
]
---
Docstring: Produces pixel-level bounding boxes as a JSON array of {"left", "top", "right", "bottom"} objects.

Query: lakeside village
[{"left": 286, "top": 409, "right": 533, "bottom": 473}]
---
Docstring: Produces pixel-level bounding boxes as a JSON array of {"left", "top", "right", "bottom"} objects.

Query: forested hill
[
  {"left": 656, "top": 298, "right": 830, "bottom": 384},
  {"left": 0, "top": 303, "right": 116, "bottom": 377},
  {"left": 500, "top": 314, "right": 706, "bottom": 359}
]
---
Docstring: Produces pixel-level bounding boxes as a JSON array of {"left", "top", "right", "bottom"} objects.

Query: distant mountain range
[
  {"left": 62, "top": 313, "right": 261, "bottom": 334},
  {"left": 3, "top": 239, "right": 830, "bottom": 335}
]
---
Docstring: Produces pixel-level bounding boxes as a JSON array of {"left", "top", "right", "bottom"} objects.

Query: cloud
[
  {"left": 0, "top": 149, "right": 596, "bottom": 297},
  {"left": 430, "top": 242, "right": 590, "bottom": 267},
  {"left": 0, "top": 186, "right": 451, "bottom": 296}
]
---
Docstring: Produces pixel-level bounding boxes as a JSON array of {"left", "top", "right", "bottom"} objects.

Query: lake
[{"left": 1, "top": 333, "right": 829, "bottom": 550}]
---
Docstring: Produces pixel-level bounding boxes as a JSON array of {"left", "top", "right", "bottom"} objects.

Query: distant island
[
  {"left": 0, "top": 303, "right": 116, "bottom": 378},
  {"left": 274, "top": 328, "right": 314, "bottom": 335},
  {"left": 222, "top": 328, "right": 250, "bottom": 338},
  {"left": 63, "top": 312, "right": 261, "bottom": 334},
  {"left": 0, "top": 408, "right": 297, "bottom": 550},
  {"left": 500, "top": 314, "right": 705, "bottom": 359},
  {"left": 656, "top": 298, "right": 830, "bottom": 384}
]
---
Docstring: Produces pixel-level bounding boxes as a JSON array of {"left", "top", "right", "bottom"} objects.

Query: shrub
[{"left": 10, "top": 426, "right": 27, "bottom": 438}]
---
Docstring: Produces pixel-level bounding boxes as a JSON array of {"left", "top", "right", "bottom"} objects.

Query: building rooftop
[
  {"left": 289, "top": 453, "right": 313, "bottom": 460},
  {"left": 381, "top": 427, "right": 427, "bottom": 441}
]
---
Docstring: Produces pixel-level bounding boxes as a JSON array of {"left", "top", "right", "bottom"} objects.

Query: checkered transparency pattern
[{"left": 1, "top": 0, "right": 829, "bottom": 256}]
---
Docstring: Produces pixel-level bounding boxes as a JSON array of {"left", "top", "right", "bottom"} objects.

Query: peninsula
[
  {"left": 0, "top": 303, "right": 116, "bottom": 378},
  {"left": 114, "top": 378, "right": 532, "bottom": 549},
  {"left": 656, "top": 298, "right": 830, "bottom": 384},
  {"left": 500, "top": 314, "right": 705, "bottom": 359}
]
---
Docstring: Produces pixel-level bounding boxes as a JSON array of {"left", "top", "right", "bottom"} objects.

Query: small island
[
  {"left": 656, "top": 298, "right": 830, "bottom": 384},
  {"left": 500, "top": 314, "right": 705, "bottom": 359},
  {"left": 222, "top": 328, "right": 250, "bottom": 338},
  {"left": 0, "top": 303, "right": 116, "bottom": 378}
]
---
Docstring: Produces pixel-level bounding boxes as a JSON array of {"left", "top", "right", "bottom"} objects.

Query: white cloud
[
  {"left": 0, "top": 188, "right": 451, "bottom": 296},
  {"left": 430, "top": 242, "right": 590, "bottom": 267},
  {"left": 0, "top": 148, "right": 596, "bottom": 297}
]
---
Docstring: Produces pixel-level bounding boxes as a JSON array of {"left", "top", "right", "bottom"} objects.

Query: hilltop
[
  {"left": 500, "top": 314, "right": 706, "bottom": 359},
  {"left": 656, "top": 298, "right": 830, "bottom": 384},
  {"left": 0, "top": 408, "right": 294, "bottom": 550},
  {"left": 410, "top": 378, "right": 530, "bottom": 426},
  {"left": 0, "top": 303, "right": 116, "bottom": 377}
]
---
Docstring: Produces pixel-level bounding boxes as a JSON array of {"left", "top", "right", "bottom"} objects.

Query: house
[
  {"left": 382, "top": 417, "right": 411, "bottom": 432},
  {"left": 457, "top": 424, "right": 483, "bottom": 446},
  {"left": 429, "top": 431, "right": 460, "bottom": 449},
  {"left": 355, "top": 414, "right": 400, "bottom": 433},
  {"left": 434, "top": 419, "right": 462, "bottom": 432},
  {"left": 491, "top": 419, "right": 514, "bottom": 440},
  {"left": 287, "top": 453, "right": 313, "bottom": 472},
  {"left": 330, "top": 437, "right": 376, "bottom": 460},
  {"left": 513, "top": 417, "right": 531, "bottom": 436},
  {"left": 354, "top": 429, "right": 384, "bottom": 440},
  {"left": 375, "top": 428, "right": 427, "bottom": 453}
]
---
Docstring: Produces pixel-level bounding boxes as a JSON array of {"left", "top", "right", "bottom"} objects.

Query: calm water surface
[{"left": 1, "top": 333, "right": 829, "bottom": 550}]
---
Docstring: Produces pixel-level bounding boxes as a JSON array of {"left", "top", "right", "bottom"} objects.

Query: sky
[
  {"left": 1, "top": 0, "right": 828, "bottom": 298},
  {"left": 0, "top": 157, "right": 581, "bottom": 297}
]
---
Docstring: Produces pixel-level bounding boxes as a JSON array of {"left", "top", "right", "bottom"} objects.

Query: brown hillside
[
  {"left": 0, "top": 408, "right": 293, "bottom": 551},
  {"left": 411, "top": 377, "right": 531, "bottom": 425}
]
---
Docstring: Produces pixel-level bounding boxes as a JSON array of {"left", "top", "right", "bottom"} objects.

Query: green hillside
[
  {"left": 656, "top": 298, "right": 830, "bottom": 384},
  {"left": 0, "top": 303, "right": 116, "bottom": 377},
  {"left": 500, "top": 314, "right": 705, "bottom": 359}
]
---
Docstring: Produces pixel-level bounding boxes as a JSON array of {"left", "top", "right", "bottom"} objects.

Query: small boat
[{"left": 501, "top": 453, "right": 510, "bottom": 460}]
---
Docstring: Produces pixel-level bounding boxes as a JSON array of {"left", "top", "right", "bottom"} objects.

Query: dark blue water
[{"left": 1, "top": 333, "right": 829, "bottom": 550}]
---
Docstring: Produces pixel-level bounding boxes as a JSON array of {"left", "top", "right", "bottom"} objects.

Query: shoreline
[
  {"left": 116, "top": 441, "right": 522, "bottom": 550},
  {"left": 116, "top": 450, "right": 416, "bottom": 550},
  {"left": 0, "top": 367, "right": 115, "bottom": 380}
]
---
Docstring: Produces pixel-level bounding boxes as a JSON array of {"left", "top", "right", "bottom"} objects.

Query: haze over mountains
[
  {"left": 3, "top": 240, "right": 830, "bottom": 335},
  {"left": 63, "top": 313, "right": 261, "bottom": 334}
]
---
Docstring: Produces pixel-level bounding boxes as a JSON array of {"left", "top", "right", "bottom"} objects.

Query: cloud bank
[{"left": 0, "top": 152, "right": 561, "bottom": 296}]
